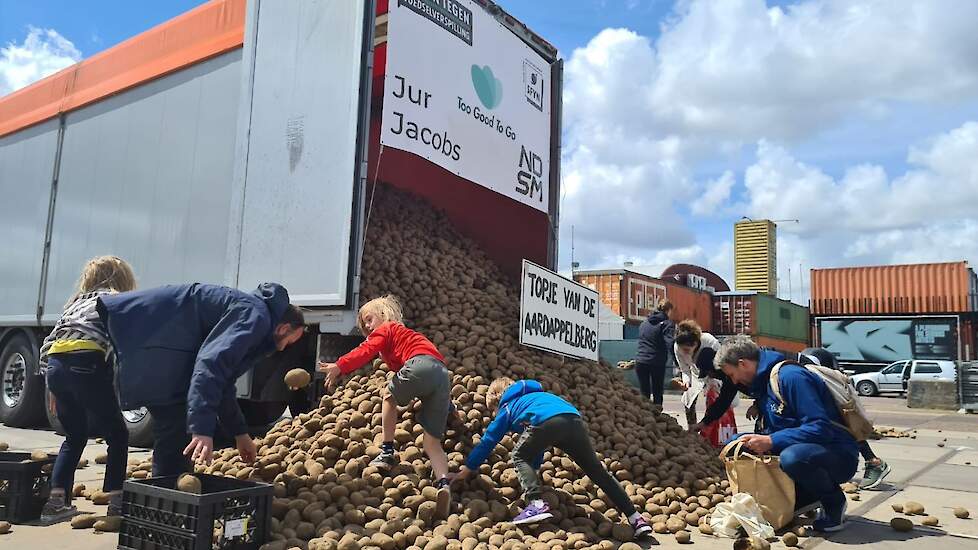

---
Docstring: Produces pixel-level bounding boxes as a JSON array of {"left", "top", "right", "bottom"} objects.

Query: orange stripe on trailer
[{"left": 0, "top": 0, "right": 246, "bottom": 138}]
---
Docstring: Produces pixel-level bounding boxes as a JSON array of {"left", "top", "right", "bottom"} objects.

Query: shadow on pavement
[{"left": 823, "top": 518, "right": 949, "bottom": 544}]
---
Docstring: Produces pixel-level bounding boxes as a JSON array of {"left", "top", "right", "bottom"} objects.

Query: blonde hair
[
  {"left": 486, "top": 377, "right": 514, "bottom": 410},
  {"left": 357, "top": 295, "right": 403, "bottom": 335},
  {"left": 656, "top": 298, "right": 674, "bottom": 312},
  {"left": 70, "top": 256, "right": 136, "bottom": 303}
]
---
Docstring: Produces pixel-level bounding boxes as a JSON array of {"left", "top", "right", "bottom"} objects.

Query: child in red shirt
[{"left": 319, "top": 295, "right": 453, "bottom": 515}]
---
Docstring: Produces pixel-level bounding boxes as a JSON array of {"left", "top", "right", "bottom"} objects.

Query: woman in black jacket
[{"left": 634, "top": 298, "right": 676, "bottom": 406}]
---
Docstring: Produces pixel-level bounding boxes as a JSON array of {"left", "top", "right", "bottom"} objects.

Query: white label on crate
[{"left": 224, "top": 518, "right": 249, "bottom": 539}]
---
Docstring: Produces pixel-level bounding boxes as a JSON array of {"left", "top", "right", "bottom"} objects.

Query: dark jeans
[
  {"left": 146, "top": 402, "right": 192, "bottom": 476},
  {"left": 857, "top": 440, "right": 878, "bottom": 462},
  {"left": 780, "top": 443, "right": 858, "bottom": 510},
  {"left": 635, "top": 361, "right": 666, "bottom": 405},
  {"left": 46, "top": 352, "right": 128, "bottom": 494},
  {"left": 513, "top": 414, "right": 635, "bottom": 516}
]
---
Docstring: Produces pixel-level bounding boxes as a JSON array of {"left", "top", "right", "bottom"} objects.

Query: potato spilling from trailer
[
  {"left": 202, "top": 186, "right": 728, "bottom": 550},
  {"left": 285, "top": 368, "right": 312, "bottom": 390}
]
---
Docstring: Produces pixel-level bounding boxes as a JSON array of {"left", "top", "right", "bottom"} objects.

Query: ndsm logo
[{"left": 516, "top": 145, "right": 544, "bottom": 202}]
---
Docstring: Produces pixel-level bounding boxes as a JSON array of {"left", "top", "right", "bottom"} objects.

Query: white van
[{"left": 852, "top": 360, "right": 956, "bottom": 397}]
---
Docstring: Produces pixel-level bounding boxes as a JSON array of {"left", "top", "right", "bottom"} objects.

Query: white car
[{"left": 851, "top": 360, "right": 956, "bottom": 397}]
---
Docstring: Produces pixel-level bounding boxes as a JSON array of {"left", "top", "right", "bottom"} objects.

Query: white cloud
[
  {"left": 651, "top": 0, "right": 978, "bottom": 142},
  {"left": 691, "top": 170, "right": 734, "bottom": 216},
  {"left": 558, "top": 0, "right": 978, "bottom": 283},
  {"left": 745, "top": 121, "right": 978, "bottom": 235},
  {"left": 740, "top": 122, "right": 978, "bottom": 302},
  {"left": 1, "top": 27, "right": 81, "bottom": 97}
]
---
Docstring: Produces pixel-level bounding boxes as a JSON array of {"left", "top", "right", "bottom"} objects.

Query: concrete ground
[{"left": 1, "top": 394, "right": 975, "bottom": 549}]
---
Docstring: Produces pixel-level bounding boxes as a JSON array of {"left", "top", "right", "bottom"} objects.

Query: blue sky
[{"left": 3, "top": 0, "right": 977, "bottom": 304}]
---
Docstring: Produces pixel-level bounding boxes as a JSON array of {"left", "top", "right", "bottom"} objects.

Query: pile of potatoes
[{"left": 199, "top": 185, "right": 729, "bottom": 550}]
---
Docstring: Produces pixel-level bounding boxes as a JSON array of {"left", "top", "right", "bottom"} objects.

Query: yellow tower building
[{"left": 734, "top": 219, "right": 777, "bottom": 294}]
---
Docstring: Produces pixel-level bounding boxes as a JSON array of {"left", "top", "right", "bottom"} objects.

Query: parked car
[{"left": 851, "top": 360, "right": 956, "bottom": 397}]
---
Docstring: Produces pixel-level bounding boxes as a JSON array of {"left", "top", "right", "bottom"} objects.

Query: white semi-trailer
[{"left": 0, "top": 0, "right": 562, "bottom": 445}]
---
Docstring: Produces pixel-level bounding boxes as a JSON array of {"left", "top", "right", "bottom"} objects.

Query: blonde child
[
  {"left": 39, "top": 256, "right": 136, "bottom": 521},
  {"left": 454, "top": 377, "right": 653, "bottom": 538},
  {"left": 319, "top": 295, "right": 453, "bottom": 516}
]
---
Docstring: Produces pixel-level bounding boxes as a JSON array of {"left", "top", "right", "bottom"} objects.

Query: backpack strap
[
  {"left": 768, "top": 360, "right": 795, "bottom": 415},
  {"left": 770, "top": 360, "right": 856, "bottom": 435}
]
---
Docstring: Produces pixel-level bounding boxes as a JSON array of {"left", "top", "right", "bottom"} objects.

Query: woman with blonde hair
[
  {"left": 319, "top": 295, "right": 456, "bottom": 518},
  {"left": 39, "top": 256, "right": 136, "bottom": 522}
]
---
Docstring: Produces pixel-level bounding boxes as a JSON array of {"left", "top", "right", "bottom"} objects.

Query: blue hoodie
[
  {"left": 465, "top": 380, "right": 579, "bottom": 470},
  {"left": 749, "top": 350, "right": 857, "bottom": 454}
]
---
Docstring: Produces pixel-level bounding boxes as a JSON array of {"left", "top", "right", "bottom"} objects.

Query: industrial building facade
[{"left": 734, "top": 219, "right": 777, "bottom": 295}]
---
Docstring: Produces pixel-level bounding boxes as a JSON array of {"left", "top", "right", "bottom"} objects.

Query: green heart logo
[{"left": 471, "top": 64, "right": 503, "bottom": 109}]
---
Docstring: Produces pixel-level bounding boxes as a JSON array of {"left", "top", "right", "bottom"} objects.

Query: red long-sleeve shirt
[{"left": 336, "top": 321, "right": 444, "bottom": 374}]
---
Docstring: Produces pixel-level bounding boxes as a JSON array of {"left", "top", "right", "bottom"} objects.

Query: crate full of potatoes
[{"left": 0, "top": 451, "right": 56, "bottom": 523}]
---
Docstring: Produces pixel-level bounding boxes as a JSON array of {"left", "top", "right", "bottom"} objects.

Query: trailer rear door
[{"left": 226, "top": 0, "right": 374, "bottom": 307}]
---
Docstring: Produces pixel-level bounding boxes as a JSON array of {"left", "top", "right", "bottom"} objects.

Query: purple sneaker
[
  {"left": 631, "top": 516, "right": 653, "bottom": 538},
  {"left": 512, "top": 502, "right": 553, "bottom": 525}
]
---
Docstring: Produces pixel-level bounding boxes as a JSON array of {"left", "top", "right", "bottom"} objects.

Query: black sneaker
[
  {"left": 107, "top": 491, "right": 123, "bottom": 517},
  {"left": 369, "top": 449, "right": 399, "bottom": 469},
  {"left": 813, "top": 494, "right": 848, "bottom": 532},
  {"left": 41, "top": 495, "right": 77, "bottom": 523}
]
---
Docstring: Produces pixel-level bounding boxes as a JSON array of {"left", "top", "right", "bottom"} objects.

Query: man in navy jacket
[
  {"left": 98, "top": 282, "right": 304, "bottom": 475},
  {"left": 715, "top": 335, "right": 858, "bottom": 532}
]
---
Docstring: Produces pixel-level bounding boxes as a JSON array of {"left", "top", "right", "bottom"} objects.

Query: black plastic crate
[
  {"left": 0, "top": 451, "right": 56, "bottom": 523},
  {"left": 119, "top": 473, "right": 273, "bottom": 550}
]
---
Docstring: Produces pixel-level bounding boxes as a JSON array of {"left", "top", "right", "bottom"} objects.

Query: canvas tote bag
[{"left": 720, "top": 439, "right": 796, "bottom": 529}]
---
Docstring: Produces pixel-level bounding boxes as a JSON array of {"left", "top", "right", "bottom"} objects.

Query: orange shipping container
[{"left": 811, "top": 262, "right": 978, "bottom": 315}]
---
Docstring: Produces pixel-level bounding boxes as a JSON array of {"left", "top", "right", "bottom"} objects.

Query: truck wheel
[
  {"left": 856, "top": 380, "right": 877, "bottom": 397},
  {"left": 123, "top": 407, "right": 155, "bottom": 448},
  {"left": 0, "top": 334, "right": 46, "bottom": 427}
]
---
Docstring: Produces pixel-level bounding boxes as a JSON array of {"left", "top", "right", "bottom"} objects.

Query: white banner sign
[
  {"left": 519, "top": 260, "right": 599, "bottom": 361},
  {"left": 382, "top": 0, "right": 551, "bottom": 212}
]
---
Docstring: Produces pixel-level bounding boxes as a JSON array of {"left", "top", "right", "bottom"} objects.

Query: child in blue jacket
[{"left": 454, "top": 378, "right": 652, "bottom": 538}]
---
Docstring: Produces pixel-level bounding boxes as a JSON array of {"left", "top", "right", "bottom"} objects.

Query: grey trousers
[{"left": 512, "top": 413, "right": 635, "bottom": 515}]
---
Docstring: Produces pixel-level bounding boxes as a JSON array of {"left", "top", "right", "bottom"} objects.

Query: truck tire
[
  {"left": 0, "top": 334, "right": 47, "bottom": 427},
  {"left": 856, "top": 380, "right": 877, "bottom": 397},
  {"left": 123, "top": 407, "right": 155, "bottom": 448}
]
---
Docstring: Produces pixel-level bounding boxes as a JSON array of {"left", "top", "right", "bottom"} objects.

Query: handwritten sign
[{"left": 519, "top": 260, "right": 599, "bottom": 361}]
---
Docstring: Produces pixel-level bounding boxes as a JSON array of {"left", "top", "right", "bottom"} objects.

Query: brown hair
[
  {"left": 487, "top": 377, "right": 515, "bottom": 410},
  {"left": 674, "top": 319, "right": 703, "bottom": 347},
  {"left": 280, "top": 305, "right": 306, "bottom": 328},
  {"left": 356, "top": 295, "right": 403, "bottom": 336},
  {"left": 656, "top": 298, "right": 674, "bottom": 313},
  {"left": 71, "top": 256, "right": 136, "bottom": 304}
]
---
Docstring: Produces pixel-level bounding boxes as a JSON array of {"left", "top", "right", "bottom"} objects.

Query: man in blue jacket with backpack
[
  {"left": 715, "top": 335, "right": 858, "bottom": 532},
  {"left": 97, "top": 282, "right": 305, "bottom": 475}
]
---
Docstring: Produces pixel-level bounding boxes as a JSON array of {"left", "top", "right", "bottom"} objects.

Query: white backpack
[{"left": 769, "top": 361, "right": 875, "bottom": 442}]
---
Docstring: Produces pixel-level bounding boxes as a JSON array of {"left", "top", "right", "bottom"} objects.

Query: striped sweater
[{"left": 39, "top": 289, "right": 115, "bottom": 373}]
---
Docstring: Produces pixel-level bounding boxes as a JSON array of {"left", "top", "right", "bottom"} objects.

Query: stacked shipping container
[
  {"left": 712, "top": 292, "right": 810, "bottom": 352},
  {"left": 810, "top": 262, "right": 978, "bottom": 368}
]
